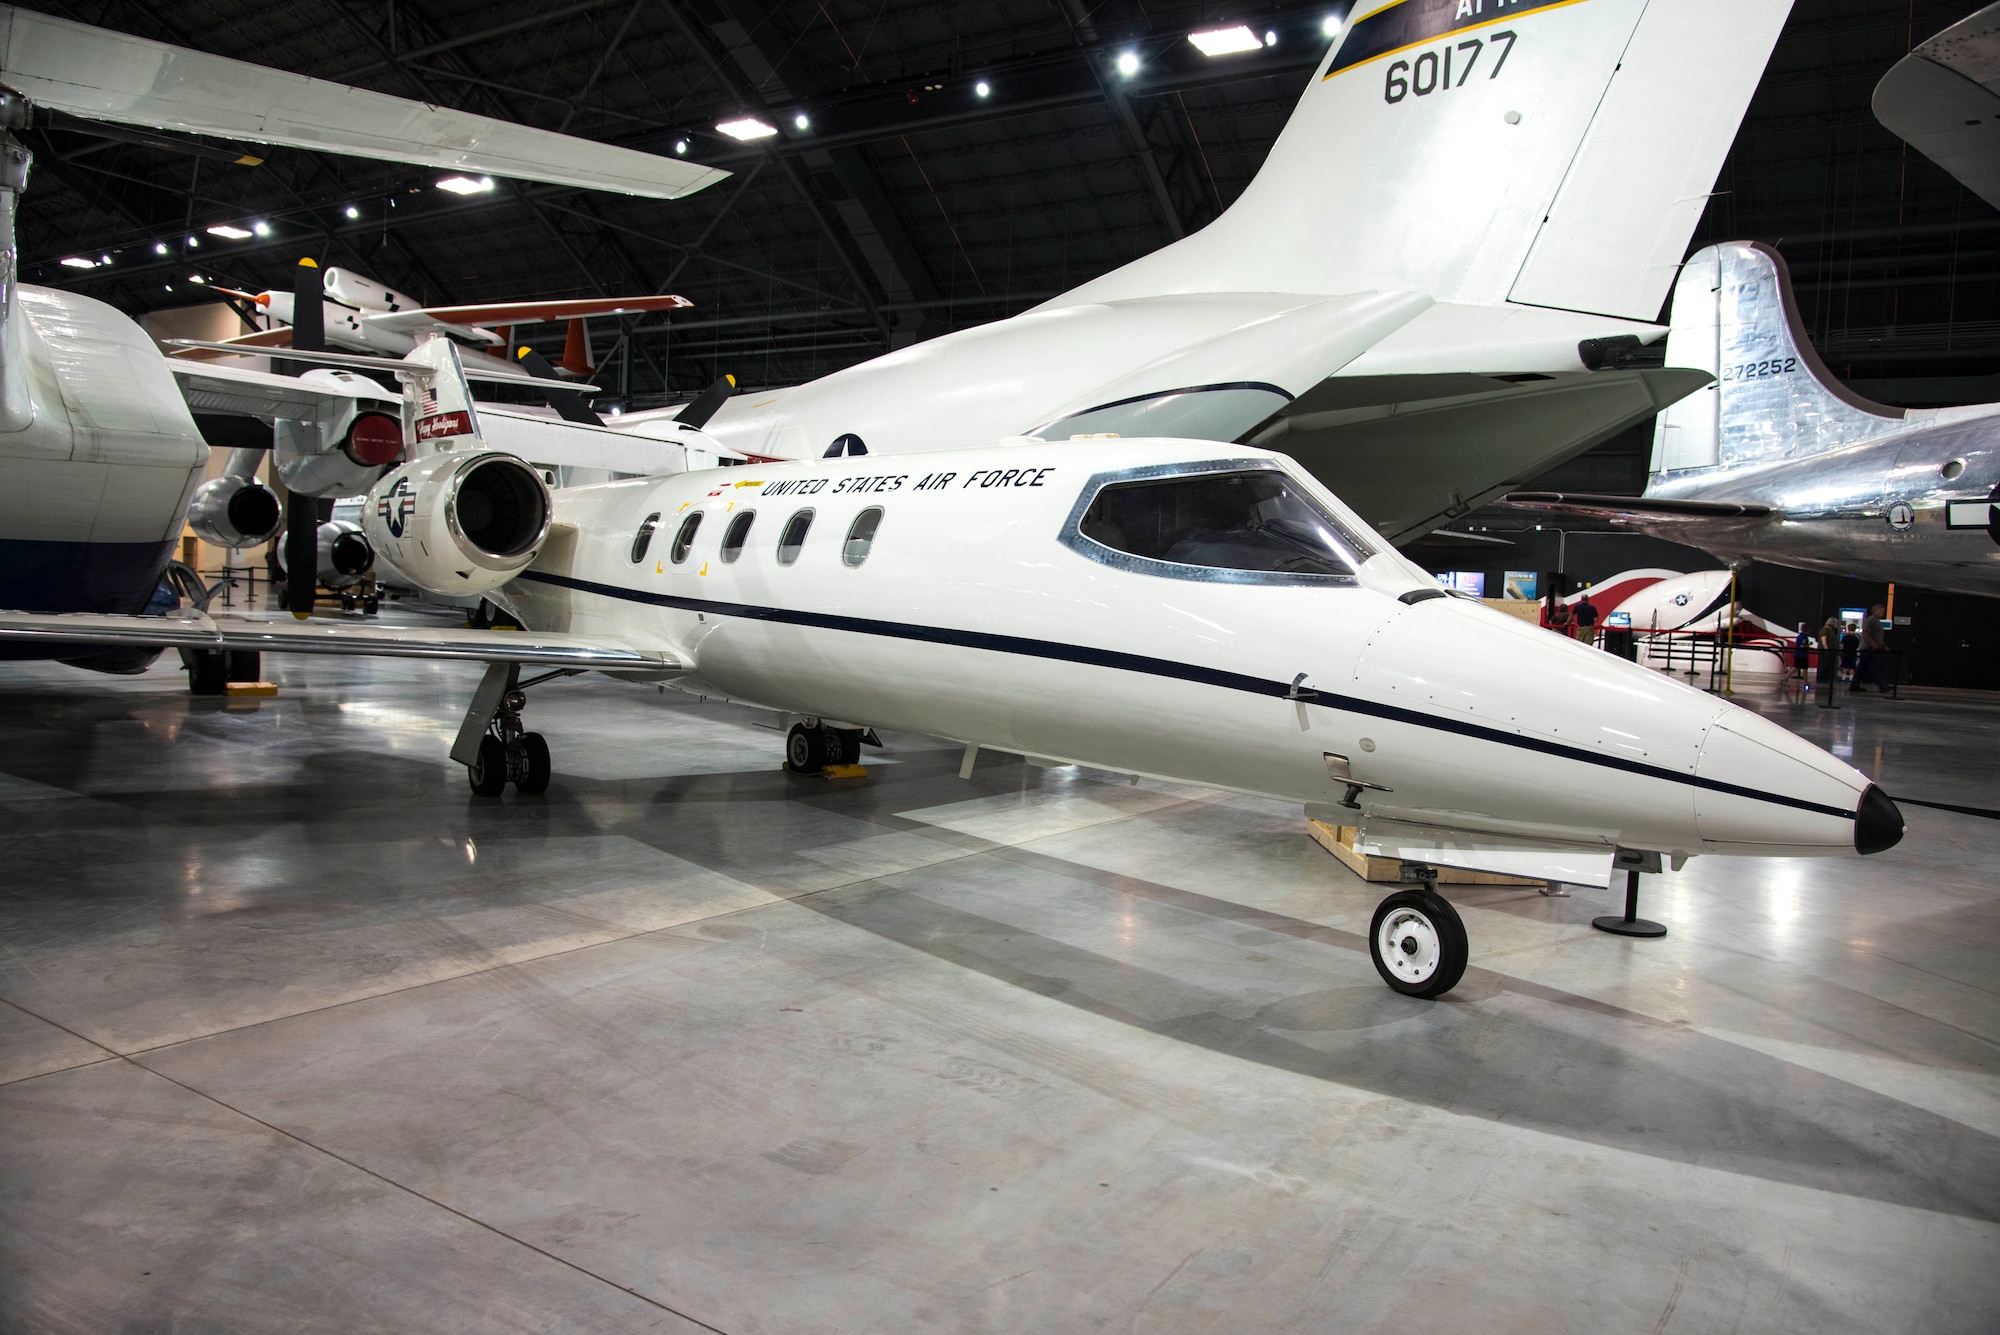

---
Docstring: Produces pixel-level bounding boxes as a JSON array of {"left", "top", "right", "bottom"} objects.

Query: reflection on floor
[{"left": 1, "top": 655, "right": 1995, "bottom": 1333}]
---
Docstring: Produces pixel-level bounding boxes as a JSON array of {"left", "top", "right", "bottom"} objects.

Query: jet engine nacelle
[
  {"left": 360, "top": 449, "right": 551, "bottom": 596},
  {"left": 273, "top": 370, "right": 404, "bottom": 498},
  {"left": 316, "top": 518, "right": 374, "bottom": 588},
  {"left": 185, "top": 473, "right": 282, "bottom": 548}
]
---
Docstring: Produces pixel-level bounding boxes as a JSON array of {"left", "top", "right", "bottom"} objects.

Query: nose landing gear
[{"left": 1367, "top": 866, "right": 1469, "bottom": 998}]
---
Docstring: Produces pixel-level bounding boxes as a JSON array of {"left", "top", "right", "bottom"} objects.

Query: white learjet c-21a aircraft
[{"left": 0, "top": 337, "right": 1908, "bottom": 1001}]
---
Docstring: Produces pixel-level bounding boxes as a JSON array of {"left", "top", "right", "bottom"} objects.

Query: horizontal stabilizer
[
  {"left": 1354, "top": 814, "right": 1616, "bottom": 888},
  {"left": 1498, "top": 492, "right": 1775, "bottom": 521},
  {"left": 1242, "top": 368, "right": 1713, "bottom": 545},
  {"left": 368, "top": 294, "right": 694, "bottom": 333},
  {"left": 0, "top": 609, "right": 682, "bottom": 671},
  {"left": 0, "top": 5, "right": 727, "bottom": 200},
  {"left": 171, "top": 361, "right": 393, "bottom": 420}
]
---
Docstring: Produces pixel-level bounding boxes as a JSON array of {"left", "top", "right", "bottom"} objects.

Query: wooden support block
[
  {"left": 1307, "top": 820, "right": 1543, "bottom": 886},
  {"left": 821, "top": 764, "right": 870, "bottom": 780},
  {"left": 223, "top": 681, "right": 278, "bottom": 697}
]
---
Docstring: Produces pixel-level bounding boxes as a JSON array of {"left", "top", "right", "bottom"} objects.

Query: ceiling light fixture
[
  {"left": 153, "top": 242, "right": 167, "bottom": 255},
  {"left": 1322, "top": 15, "right": 1342, "bottom": 37},
  {"left": 186, "top": 236, "right": 199, "bottom": 248},
  {"left": 189, "top": 274, "right": 205, "bottom": 284},
  {"left": 1265, "top": 29, "right": 1277, "bottom": 46},
  {"left": 674, "top": 138, "right": 689, "bottom": 154},
  {"left": 793, "top": 113, "right": 810, "bottom": 130},
  {"left": 60, "top": 256, "right": 95, "bottom": 269},
  {"left": 1188, "top": 26, "right": 1260, "bottom": 57},
  {"left": 1115, "top": 50, "right": 1140, "bottom": 77},
  {"left": 716, "top": 117, "right": 777, "bottom": 141},
  {"left": 344, "top": 205, "right": 359, "bottom": 219},
  {"left": 975, "top": 80, "right": 991, "bottom": 98},
  {"left": 205, "top": 224, "right": 252, "bottom": 239},
  {"left": 435, "top": 175, "right": 495, "bottom": 195},
  {"left": 251, "top": 221, "right": 270, "bottom": 236}
]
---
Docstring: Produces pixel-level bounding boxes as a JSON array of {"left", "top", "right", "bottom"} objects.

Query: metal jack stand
[{"left": 1593, "top": 848, "right": 1667, "bottom": 938}]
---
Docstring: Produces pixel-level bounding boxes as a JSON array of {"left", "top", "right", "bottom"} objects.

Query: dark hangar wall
[{"left": 20, "top": 0, "right": 1997, "bottom": 409}]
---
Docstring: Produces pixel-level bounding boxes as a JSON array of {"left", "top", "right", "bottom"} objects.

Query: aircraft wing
[
  {"left": 0, "top": 609, "right": 685, "bottom": 672},
  {"left": 363, "top": 295, "right": 695, "bottom": 335},
  {"left": 165, "top": 328, "right": 295, "bottom": 358},
  {"left": 169, "top": 361, "right": 391, "bottom": 420},
  {"left": 1874, "top": 3, "right": 2000, "bottom": 212},
  {"left": 1494, "top": 492, "right": 1777, "bottom": 523},
  {"left": 1242, "top": 368, "right": 1714, "bottom": 545}
]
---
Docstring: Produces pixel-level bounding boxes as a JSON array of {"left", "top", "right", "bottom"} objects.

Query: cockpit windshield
[{"left": 1073, "top": 467, "right": 1370, "bottom": 582}]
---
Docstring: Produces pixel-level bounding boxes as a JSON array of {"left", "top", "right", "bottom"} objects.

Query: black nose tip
[{"left": 1854, "top": 785, "right": 1905, "bottom": 855}]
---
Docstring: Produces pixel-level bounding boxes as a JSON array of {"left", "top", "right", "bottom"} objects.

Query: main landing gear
[
  {"left": 1367, "top": 866, "right": 1469, "bottom": 998},
  {"left": 784, "top": 720, "right": 872, "bottom": 774},
  {"left": 453, "top": 663, "right": 574, "bottom": 797}
]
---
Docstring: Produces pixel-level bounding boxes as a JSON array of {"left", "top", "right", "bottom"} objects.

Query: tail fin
[
  {"left": 1650, "top": 242, "right": 1904, "bottom": 477},
  {"left": 401, "top": 336, "right": 485, "bottom": 454},
  {"left": 1052, "top": 0, "right": 1789, "bottom": 321}
]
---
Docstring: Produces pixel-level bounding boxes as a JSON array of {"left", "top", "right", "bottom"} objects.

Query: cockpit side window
[{"left": 1066, "top": 465, "right": 1369, "bottom": 585}]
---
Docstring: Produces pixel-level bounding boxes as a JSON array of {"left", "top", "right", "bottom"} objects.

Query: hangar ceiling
[{"left": 16, "top": 0, "right": 1998, "bottom": 410}]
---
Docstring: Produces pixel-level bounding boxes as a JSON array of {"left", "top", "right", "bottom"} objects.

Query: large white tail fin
[
  {"left": 1052, "top": 0, "right": 1789, "bottom": 322},
  {"left": 1650, "top": 242, "right": 1906, "bottom": 478}
]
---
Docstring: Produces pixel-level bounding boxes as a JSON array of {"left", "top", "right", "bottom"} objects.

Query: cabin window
[
  {"left": 720, "top": 510, "right": 755, "bottom": 563},
  {"left": 843, "top": 508, "right": 883, "bottom": 567},
  {"left": 669, "top": 511, "right": 702, "bottom": 564},
  {"left": 777, "top": 509, "right": 814, "bottom": 566},
  {"left": 1075, "top": 468, "right": 1366, "bottom": 582},
  {"left": 630, "top": 512, "right": 662, "bottom": 564}
]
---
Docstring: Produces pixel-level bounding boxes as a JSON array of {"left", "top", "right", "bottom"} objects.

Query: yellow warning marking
[
  {"left": 699, "top": 562, "right": 708, "bottom": 576},
  {"left": 677, "top": 502, "right": 690, "bottom": 513},
  {"left": 655, "top": 559, "right": 664, "bottom": 574},
  {"left": 734, "top": 480, "right": 764, "bottom": 488}
]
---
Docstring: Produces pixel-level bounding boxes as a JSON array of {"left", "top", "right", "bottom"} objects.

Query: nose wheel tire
[{"left": 1369, "top": 888, "right": 1468, "bottom": 998}]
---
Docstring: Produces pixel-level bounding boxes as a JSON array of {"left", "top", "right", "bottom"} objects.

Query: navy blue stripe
[{"left": 522, "top": 570, "right": 1857, "bottom": 823}]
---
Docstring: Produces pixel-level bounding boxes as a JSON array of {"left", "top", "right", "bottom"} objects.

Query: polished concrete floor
[{"left": 0, "top": 652, "right": 1995, "bottom": 1334}]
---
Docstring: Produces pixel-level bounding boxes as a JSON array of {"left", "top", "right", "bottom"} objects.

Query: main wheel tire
[
  {"left": 828, "top": 728, "right": 863, "bottom": 766},
  {"left": 225, "top": 650, "right": 261, "bottom": 683},
  {"left": 1369, "top": 888, "right": 1469, "bottom": 998},
  {"left": 516, "top": 732, "right": 552, "bottom": 795},
  {"left": 786, "top": 723, "right": 828, "bottom": 773},
  {"left": 468, "top": 735, "right": 509, "bottom": 797},
  {"left": 186, "top": 648, "right": 226, "bottom": 697}
]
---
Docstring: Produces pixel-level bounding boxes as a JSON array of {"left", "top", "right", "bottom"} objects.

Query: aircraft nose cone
[{"left": 1854, "top": 784, "right": 1905, "bottom": 855}]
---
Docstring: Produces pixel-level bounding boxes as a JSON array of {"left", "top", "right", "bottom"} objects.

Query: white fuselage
[
  {"left": 0, "top": 284, "right": 208, "bottom": 618},
  {"left": 502, "top": 437, "right": 1876, "bottom": 863}
]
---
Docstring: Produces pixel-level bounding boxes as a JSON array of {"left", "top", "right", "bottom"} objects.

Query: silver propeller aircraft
[{"left": 1501, "top": 242, "right": 2000, "bottom": 596}]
